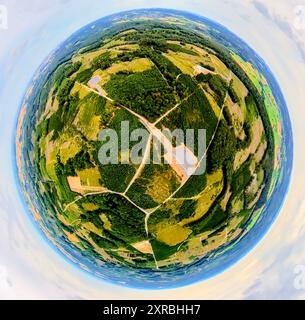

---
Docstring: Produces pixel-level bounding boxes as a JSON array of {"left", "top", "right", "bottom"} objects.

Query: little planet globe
[{"left": 16, "top": 9, "right": 292, "bottom": 288}]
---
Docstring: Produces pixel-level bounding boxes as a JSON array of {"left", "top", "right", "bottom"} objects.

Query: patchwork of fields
[{"left": 17, "top": 17, "right": 279, "bottom": 270}]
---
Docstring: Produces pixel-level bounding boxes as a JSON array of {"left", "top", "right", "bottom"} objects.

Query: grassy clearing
[
  {"left": 203, "top": 88, "right": 222, "bottom": 118},
  {"left": 67, "top": 176, "right": 107, "bottom": 194},
  {"left": 82, "top": 202, "right": 99, "bottom": 211},
  {"left": 59, "top": 137, "right": 82, "bottom": 164},
  {"left": 76, "top": 167, "right": 102, "bottom": 187},
  {"left": 61, "top": 203, "right": 83, "bottom": 226},
  {"left": 146, "top": 168, "right": 181, "bottom": 204},
  {"left": 185, "top": 169, "right": 223, "bottom": 224},
  {"left": 163, "top": 51, "right": 202, "bottom": 75},
  {"left": 127, "top": 163, "right": 179, "bottom": 209},
  {"left": 231, "top": 195, "right": 244, "bottom": 214},
  {"left": 231, "top": 74, "right": 248, "bottom": 99},
  {"left": 107, "top": 58, "right": 153, "bottom": 74},
  {"left": 71, "top": 82, "right": 90, "bottom": 99},
  {"left": 246, "top": 169, "right": 264, "bottom": 196},
  {"left": 209, "top": 54, "right": 231, "bottom": 78},
  {"left": 73, "top": 48, "right": 108, "bottom": 68},
  {"left": 44, "top": 134, "right": 58, "bottom": 181},
  {"left": 102, "top": 39, "right": 125, "bottom": 49},
  {"left": 185, "top": 43, "right": 210, "bottom": 57},
  {"left": 83, "top": 222, "right": 104, "bottom": 237},
  {"left": 155, "top": 223, "right": 192, "bottom": 246},
  {"left": 74, "top": 92, "right": 106, "bottom": 140},
  {"left": 112, "top": 43, "right": 140, "bottom": 51},
  {"left": 100, "top": 214, "right": 112, "bottom": 230}
]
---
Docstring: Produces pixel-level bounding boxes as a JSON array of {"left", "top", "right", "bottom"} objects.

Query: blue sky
[{"left": 0, "top": 0, "right": 305, "bottom": 299}]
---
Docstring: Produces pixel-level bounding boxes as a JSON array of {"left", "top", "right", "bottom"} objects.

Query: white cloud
[{"left": 252, "top": 0, "right": 305, "bottom": 61}]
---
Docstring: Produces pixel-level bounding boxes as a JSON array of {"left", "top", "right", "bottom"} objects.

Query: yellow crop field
[
  {"left": 107, "top": 58, "right": 153, "bottom": 74},
  {"left": 76, "top": 167, "right": 102, "bottom": 187},
  {"left": 156, "top": 223, "right": 192, "bottom": 246}
]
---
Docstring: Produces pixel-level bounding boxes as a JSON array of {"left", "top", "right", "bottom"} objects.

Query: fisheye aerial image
[
  {"left": 16, "top": 8, "right": 289, "bottom": 288},
  {"left": 0, "top": 0, "right": 304, "bottom": 308}
]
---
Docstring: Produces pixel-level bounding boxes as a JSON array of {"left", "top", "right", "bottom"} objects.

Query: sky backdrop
[{"left": 0, "top": 0, "right": 305, "bottom": 299}]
